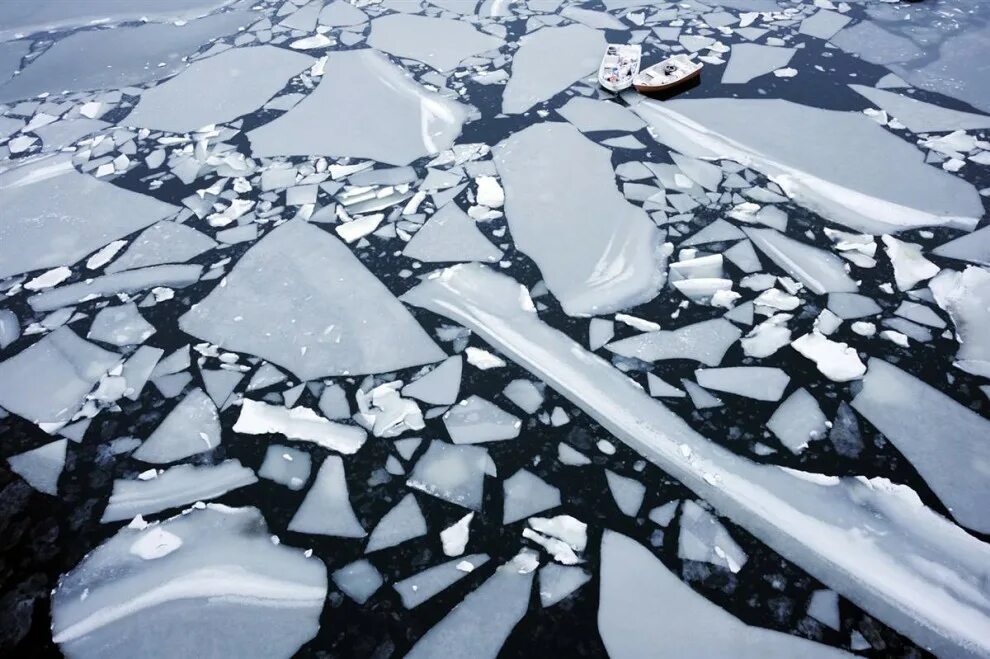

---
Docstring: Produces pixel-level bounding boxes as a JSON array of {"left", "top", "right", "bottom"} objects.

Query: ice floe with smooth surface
[
  {"left": 849, "top": 84, "right": 990, "bottom": 133},
  {"left": 606, "top": 470, "right": 645, "bottom": 517},
  {"left": 7, "top": 439, "right": 67, "bottom": 496},
  {"left": 258, "top": 445, "right": 311, "bottom": 491},
  {"left": 606, "top": 318, "right": 741, "bottom": 366},
  {"left": 133, "top": 389, "right": 220, "bottom": 464},
  {"left": 367, "top": 14, "right": 503, "bottom": 72},
  {"left": 798, "top": 9, "right": 851, "bottom": 41},
  {"left": 495, "top": 122, "right": 665, "bottom": 316},
  {"left": 394, "top": 554, "right": 490, "bottom": 609},
  {"left": 443, "top": 395, "right": 521, "bottom": 444},
  {"left": 233, "top": 398, "right": 366, "bottom": 454},
  {"left": 29, "top": 264, "right": 203, "bottom": 313},
  {"left": 539, "top": 563, "right": 590, "bottom": 607},
  {"left": 721, "top": 44, "right": 795, "bottom": 84},
  {"left": 932, "top": 226, "right": 990, "bottom": 267},
  {"left": 503, "top": 469, "right": 560, "bottom": 524},
  {"left": 288, "top": 456, "right": 365, "bottom": 537},
  {"left": 53, "top": 505, "right": 326, "bottom": 659},
  {"left": 179, "top": 221, "right": 445, "bottom": 380},
  {"left": 406, "top": 439, "right": 489, "bottom": 511},
  {"left": 403, "top": 356, "right": 462, "bottom": 406},
  {"left": 557, "top": 97, "right": 645, "bottom": 133},
  {"left": 87, "top": 303, "right": 156, "bottom": 347},
  {"left": 678, "top": 500, "right": 747, "bottom": 573},
  {"left": 366, "top": 493, "right": 427, "bottom": 552},
  {"left": 695, "top": 367, "right": 789, "bottom": 401},
  {"left": 744, "top": 228, "right": 857, "bottom": 295},
  {"left": 105, "top": 222, "right": 216, "bottom": 274},
  {"left": 403, "top": 203, "right": 502, "bottom": 263},
  {"left": 930, "top": 266, "right": 990, "bottom": 376},
  {"left": 248, "top": 50, "right": 470, "bottom": 166},
  {"left": 767, "top": 388, "right": 826, "bottom": 454},
  {"left": 332, "top": 559, "right": 382, "bottom": 604}
]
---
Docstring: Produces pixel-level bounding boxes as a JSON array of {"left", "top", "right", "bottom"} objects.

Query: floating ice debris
[
  {"left": 932, "top": 226, "right": 990, "bottom": 267},
  {"left": 741, "top": 315, "right": 792, "bottom": 358},
  {"left": 465, "top": 347, "right": 506, "bottom": 370},
  {"left": 528, "top": 515, "right": 588, "bottom": 553},
  {"left": 606, "top": 318, "right": 741, "bottom": 366},
  {"left": 849, "top": 85, "right": 990, "bottom": 134},
  {"left": 290, "top": 34, "right": 333, "bottom": 50},
  {"left": 0, "top": 309, "right": 20, "bottom": 349},
  {"left": 678, "top": 500, "right": 747, "bottom": 573},
  {"left": 121, "top": 347, "right": 164, "bottom": 401},
  {"left": 133, "top": 389, "right": 220, "bottom": 464},
  {"left": 695, "top": 367, "right": 789, "bottom": 402},
  {"left": 495, "top": 122, "right": 665, "bottom": 316},
  {"left": 600, "top": 531, "right": 845, "bottom": 658},
  {"left": 881, "top": 235, "right": 940, "bottom": 291},
  {"left": 557, "top": 97, "right": 645, "bottom": 133},
  {"left": 368, "top": 14, "right": 503, "bottom": 72},
  {"left": 52, "top": 505, "right": 327, "bottom": 658},
  {"left": 722, "top": 44, "right": 795, "bottom": 84},
  {"left": 827, "top": 293, "right": 881, "bottom": 320},
  {"left": 406, "top": 440, "right": 489, "bottom": 511},
  {"left": 25, "top": 266, "right": 71, "bottom": 291},
  {"left": 774, "top": 68, "right": 798, "bottom": 78},
  {"left": 589, "top": 318, "right": 615, "bottom": 351},
  {"left": 87, "top": 303, "right": 156, "bottom": 347},
  {"left": 930, "top": 266, "right": 990, "bottom": 376},
  {"left": 768, "top": 388, "right": 826, "bottom": 454},
  {"left": 233, "top": 399, "right": 366, "bottom": 455},
  {"left": 808, "top": 589, "right": 841, "bottom": 631},
  {"left": 538, "top": 564, "right": 590, "bottom": 608},
  {"left": 441, "top": 512, "right": 474, "bottom": 557},
  {"left": 366, "top": 493, "right": 427, "bottom": 553},
  {"left": 288, "top": 456, "right": 366, "bottom": 537},
  {"left": 250, "top": 49, "right": 469, "bottom": 166},
  {"left": 503, "top": 379, "right": 545, "bottom": 414},
  {"left": 791, "top": 331, "right": 865, "bottom": 382},
  {"left": 744, "top": 228, "right": 857, "bottom": 295},
  {"left": 403, "top": 203, "right": 502, "bottom": 263},
  {"left": 405, "top": 554, "right": 535, "bottom": 659},
  {"left": 633, "top": 99, "right": 983, "bottom": 234},
  {"left": 403, "top": 356, "right": 462, "bottom": 406},
  {"left": 332, "top": 559, "right": 382, "bottom": 604},
  {"left": 7, "top": 438, "right": 67, "bottom": 496},
  {"left": 444, "top": 395, "right": 521, "bottom": 444},
  {"left": 615, "top": 313, "right": 661, "bottom": 333},
  {"left": 557, "top": 443, "right": 591, "bottom": 467},
  {"left": 606, "top": 470, "right": 645, "bottom": 517},
  {"left": 503, "top": 469, "right": 561, "bottom": 524},
  {"left": 852, "top": 358, "right": 990, "bottom": 533},
  {"left": 0, "top": 327, "right": 118, "bottom": 430},
  {"left": 502, "top": 24, "right": 605, "bottom": 114},
  {"left": 646, "top": 373, "right": 685, "bottom": 398},
  {"left": 179, "top": 221, "right": 445, "bottom": 380},
  {"left": 126, "top": 46, "right": 313, "bottom": 133},
  {"left": 799, "top": 9, "right": 851, "bottom": 40},
  {"left": 0, "top": 155, "right": 176, "bottom": 279},
  {"left": 101, "top": 460, "right": 257, "bottom": 523},
  {"left": 681, "top": 219, "right": 744, "bottom": 246},
  {"left": 258, "top": 445, "right": 311, "bottom": 491},
  {"left": 522, "top": 527, "right": 580, "bottom": 565},
  {"left": 394, "top": 554, "right": 489, "bottom": 609},
  {"left": 28, "top": 265, "right": 202, "bottom": 313}
]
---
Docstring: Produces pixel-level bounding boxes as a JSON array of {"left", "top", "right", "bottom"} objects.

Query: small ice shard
[
  {"left": 808, "top": 589, "right": 841, "bottom": 631},
  {"left": 744, "top": 228, "right": 857, "bottom": 295},
  {"left": 332, "top": 560, "right": 382, "bottom": 604},
  {"left": 894, "top": 301, "right": 945, "bottom": 330},
  {"left": 678, "top": 500, "right": 747, "bottom": 573},
  {"left": 443, "top": 395, "right": 521, "bottom": 444},
  {"left": 881, "top": 235, "right": 940, "bottom": 291},
  {"left": 199, "top": 367, "right": 241, "bottom": 409},
  {"left": 503, "top": 469, "right": 561, "bottom": 524},
  {"left": 366, "top": 493, "right": 427, "bottom": 552},
  {"left": 87, "top": 303, "right": 155, "bottom": 346},
  {"left": 179, "top": 221, "right": 445, "bottom": 380},
  {"left": 132, "top": 389, "right": 220, "bottom": 464},
  {"left": 522, "top": 527, "right": 580, "bottom": 565},
  {"left": 7, "top": 438, "right": 67, "bottom": 496},
  {"left": 503, "top": 379, "right": 544, "bottom": 414},
  {"left": 606, "top": 471, "right": 645, "bottom": 517},
  {"left": 799, "top": 9, "right": 851, "bottom": 40},
  {"left": 404, "top": 554, "right": 535, "bottom": 659},
  {"left": 105, "top": 222, "right": 215, "bottom": 274},
  {"left": 849, "top": 85, "right": 990, "bottom": 134},
  {"left": 403, "top": 203, "right": 502, "bottom": 263},
  {"left": 722, "top": 44, "right": 795, "bottom": 84},
  {"left": 600, "top": 531, "right": 846, "bottom": 657},
  {"left": 682, "top": 219, "right": 745, "bottom": 246},
  {"left": 791, "top": 331, "right": 866, "bottom": 382},
  {"left": 495, "top": 122, "right": 665, "bottom": 316},
  {"left": 502, "top": 24, "right": 606, "bottom": 114},
  {"left": 465, "top": 347, "right": 507, "bottom": 370},
  {"left": 127, "top": 46, "right": 314, "bottom": 133},
  {"left": 52, "top": 505, "right": 327, "bottom": 659},
  {"left": 234, "top": 399, "right": 366, "bottom": 454},
  {"left": 649, "top": 501, "right": 679, "bottom": 528},
  {"left": 683, "top": 379, "right": 724, "bottom": 409},
  {"left": 249, "top": 49, "right": 469, "bottom": 166},
  {"left": 852, "top": 358, "right": 990, "bottom": 533},
  {"left": 932, "top": 226, "right": 990, "bottom": 267},
  {"left": 121, "top": 347, "right": 164, "bottom": 401},
  {"left": 403, "top": 356, "right": 462, "bottom": 406},
  {"left": 101, "top": 460, "right": 258, "bottom": 523},
  {"left": 767, "top": 388, "right": 827, "bottom": 454},
  {"left": 246, "top": 364, "right": 286, "bottom": 392},
  {"left": 441, "top": 512, "right": 474, "bottom": 557},
  {"left": 406, "top": 440, "right": 488, "bottom": 511},
  {"left": 695, "top": 367, "right": 789, "bottom": 402},
  {"left": 557, "top": 97, "right": 645, "bottom": 133},
  {"left": 289, "top": 456, "right": 366, "bottom": 537},
  {"left": 368, "top": 14, "right": 503, "bottom": 72},
  {"left": 647, "top": 372, "right": 685, "bottom": 398},
  {"left": 589, "top": 318, "right": 615, "bottom": 351},
  {"left": 394, "top": 554, "right": 489, "bottom": 609},
  {"left": 558, "top": 443, "right": 591, "bottom": 466},
  {"left": 930, "top": 266, "right": 990, "bottom": 376},
  {"left": 606, "top": 318, "right": 741, "bottom": 366},
  {"left": 258, "top": 445, "right": 311, "bottom": 491}
]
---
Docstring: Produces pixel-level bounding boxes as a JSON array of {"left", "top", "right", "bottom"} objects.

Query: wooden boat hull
[{"left": 634, "top": 66, "right": 702, "bottom": 94}]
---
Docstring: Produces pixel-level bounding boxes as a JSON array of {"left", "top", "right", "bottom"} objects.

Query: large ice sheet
[
  {"left": 249, "top": 49, "right": 470, "bottom": 166},
  {"left": 401, "top": 263, "right": 990, "bottom": 657},
  {"left": 126, "top": 46, "right": 314, "bottom": 133},
  {"left": 502, "top": 24, "right": 606, "bottom": 114},
  {"left": 633, "top": 98, "right": 984, "bottom": 234},
  {"left": 851, "top": 358, "right": 990, "bottom": 533},
  {"left": 0, "top": 155, "right": 177, "bottom": 279},
  {"left": 494, "top": 122, "right": 665, "bottom": 316},
  {"left": 179, "top": 220, "right": 445, "bottom": 380},
  {"left": 52, "top": 505, "right": 326, "bottom": 659},
  {"left": 367, "top": 14, "right": 503, "bottom": 71}
]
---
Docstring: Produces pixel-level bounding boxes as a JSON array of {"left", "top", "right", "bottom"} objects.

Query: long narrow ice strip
[{"left": 401, "top": 264, "right": 990, "bottom": 659}]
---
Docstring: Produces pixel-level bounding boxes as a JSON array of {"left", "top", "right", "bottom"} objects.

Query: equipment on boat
[
  {"left": 633, "top": 54, "right": 703, "bottom": 94},
  {"left": 598, "top": 44, "right": 642, "bottom": 93}
]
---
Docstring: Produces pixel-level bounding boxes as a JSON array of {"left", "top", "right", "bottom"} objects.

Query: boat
[
  {"left": 633, "top": 54, "right": 703, "bottom": 94},
  {"left": 598, "top": 44, "right": 642, "bottom": 93}
]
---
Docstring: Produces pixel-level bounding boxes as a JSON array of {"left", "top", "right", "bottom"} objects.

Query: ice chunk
[
  {"left": 852, "top": 358, "right": 990, "bottom": 533},
  {"left": 319, "top": 0, "right": 368, "bottom": 27},
  {"left": 791, "top": 331, "right": 865, "bottom": 382},
  {"left": 606, "top": 471, "right": 645, "bottom": 516},
  {"left": 767, "top": 388, "right": 826, "bottom": 454},
  {"left": 52, "top": 505, "right": 326, "bottom": 659},
  {"left": 288, "top": 456, "right": 366, "bottom": 537},
  {"left": 589, "top": 318, "right": 615, "bottom": 351},
  {"left": 744, "top": 228, "right": 857, "bottom": 295},
  {"left": 827, "top": 293, "right": 881, "bottom": 320},
  {"left": 248, "top": 50, "right": 470, "bottom": 166},
  {"left": 179, "top": 221, "right": 445, "bottom": 380},
  {"left": 441, "top": 512, "right": 473, "bottom": 557},
  {"left": 444, "top": 395, "right": 521, "bottom": 444},
  {"left": 406, "top": 440, "right": 488, "bottom": 511},
  {"left": 722, "top": 44, "right": 795, "bottom": 84},
  {"left": 29, "top": 265, "right": 201, "bottom": 313},
  {"left": 881, "top": 235, "right": 940, "bottom": 291},
  {"left": 234, "top": 398, "right": 366, "bottom": 454},
  {"left": 932, "top": 226, "right": 990, "bottom": 267},
  {"left": 647, "top": 373, "right": 685, "bottom": 398},
  {"left": 403, "top": 356, "right": 462, "bottom": 406},
  {"left": 121, "top": 347, "right": 164, "bottom": 401},
  {"left": 368, "top": 14, "right": 503, "bottom": 72},
  {"left": 87, "top": 303, "right": 155, "bottom": 346},
  {"left": 7, "top": 438, "right": 67, "bottom": 496},
  {"left": 133, "top": 389, "right": 220, "bottom": 464},
  {"left": 0, "top": 309, "right": 20, "bottom": 349},
  {"left": 799, "top": 9, "right": 851, "bottom": 40},
  {"left": 354, "top": 381, "right": 423, "bottom": 438},
  {"left": 681, "top": 219, "right": 744, "bottom": 246},
  {"left": 503, "top": 379, "right": 544, "bottom": 413},
  {"left": 849, "top": 84, "right": 990, "bottom": 133},
  {"left": 403, "top": 203, "right": 502, "bottom": 263},
  {"left": 539, "top": 565, "right": 590, "bottom": 608},
  {"left": 503, "top": 469, "right": 561, "bottom": 524},
  {"left": 258, "top": 445, "right": 311, "bottom": 491},
  {"left": 101, "top": 460, "right": 257, "bottom": 522},
  {"left": 0, "top": 155, "right": 176, "bottom": 279},
  {"left": 332, "top": 560, "right": 381, "bottom": 604},
  {"left": 394, "top": 554, "right": 489, "bottom": 609},
  {"left": 606, "top": 318, "right": 741, "bottom": 366},
  {"left": 808, "top": 589, "right": 841, "bottom": 631},
  {"left": 502, "top": 25, "right": 606, "bottom": 114},
  {"left": 495, "top": 122, "right": 665, "bottom": 316},
  {"left": 528, "top": 514, "right": 587, "bottom": 552},
  {"left": 695, "top": 367, "right": 789, "bottom": 402},
  {"left": 557, "top": 97, "right": 645, "bottom": 133},
  {"left": 366, "top": 493, "right": 427, "bottom": 552},
  {"left": 105, "top": 222, "right": 216, "bottom": 274},
  {"left": 678, "top": 500, "right": 747, "bottom": 573},
  {"left": 126, "top": 46, "right": 313, "bottom": 133},
  {"left": 930, "top": 266, "right": 990, "bottom": 376}
]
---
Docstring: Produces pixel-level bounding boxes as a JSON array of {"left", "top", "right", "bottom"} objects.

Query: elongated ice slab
[
  {"left": 443, "top": 395, "right": 521, "bottom": 444},
  {"left": 234, "top": 399, "right": 366, "bottom": 454},
  {"left": 394, "top": 554, "right": 490, "bottom": 609},
  {"left": 744, "top": 228, "right": 857, "bottom": 295},
  {"left": 849, "top": 84, "right": 990, "bottom": 133}
]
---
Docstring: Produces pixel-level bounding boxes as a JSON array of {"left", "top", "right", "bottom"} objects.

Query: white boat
[
  {"left": 598, "top": 44, "right": 642, "bottom": 93},
  {"left": 633, "top": 54, "right": 703, "bottom": 94}
]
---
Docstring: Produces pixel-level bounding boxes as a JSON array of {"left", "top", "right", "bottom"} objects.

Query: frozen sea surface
[{"left": 0, "top": 0, "right": 989, "bottom": 658}]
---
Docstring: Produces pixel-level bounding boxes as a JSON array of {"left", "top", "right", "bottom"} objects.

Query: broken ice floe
[
  {"left": 7, "top": 438, "right": 67, "bottom": 496},
  {"left": 394, "top": 554, "right": 490, "bottom": 609},
  {"left": 288, "top": 456, "right": 365, "bottom": 537},
  {"left": 132, "top": 388, "right": 221, "bottom": 464},
  {"left": 233, "top": 398, "right": 366, "bottom": 454}
]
